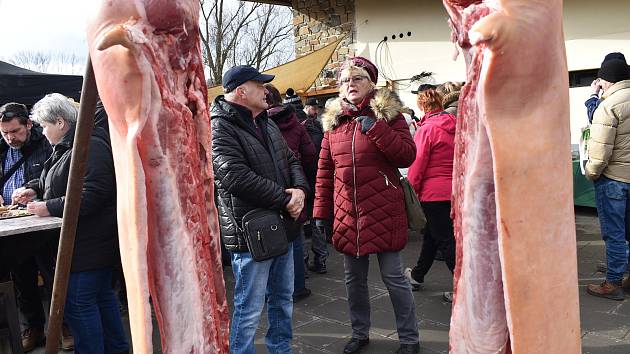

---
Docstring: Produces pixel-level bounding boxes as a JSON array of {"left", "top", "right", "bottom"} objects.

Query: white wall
[
  {"left": 354, "top": 0, "right": 630, "bottom": 144},
  {"left": 354, "top": 0, "right": 466, "bottom": 111}
]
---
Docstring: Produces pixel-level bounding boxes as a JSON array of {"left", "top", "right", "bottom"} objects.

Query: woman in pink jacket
[{"left": 404, "top": 87, "right": 456, "bottom": 301}]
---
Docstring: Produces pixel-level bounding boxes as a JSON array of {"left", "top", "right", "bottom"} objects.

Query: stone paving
[{"left": 30, "top": 207, "right": 630, "bottom": 353}]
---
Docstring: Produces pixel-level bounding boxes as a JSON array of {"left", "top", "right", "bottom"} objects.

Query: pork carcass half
[
  {"left": 87, "top": 1, "right": 229, "bottom": 353},
  {"left": 443, "top": 1, "right": 581, "bottom": 353}
]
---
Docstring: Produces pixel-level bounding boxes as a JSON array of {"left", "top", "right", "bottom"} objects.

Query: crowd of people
[
  {"left": 1, "top": 51, "right": 628, "bottom": 354},
  {"left": 211, "top": 57, "right": 463, "bottom": 354},
  {"left": 0, "top": 95, "right": 128, "bottom": 353}
]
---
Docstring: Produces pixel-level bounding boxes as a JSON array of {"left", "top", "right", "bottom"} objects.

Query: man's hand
[
  {"left": 26, "top": 201, "right": 50, "bottom": 217},
  {"left": 285, "top": 188, "right": 305, "bottom": 219},
  {"left": 12, "top": 188, "right": 37, "bottom": 205},
  {"left": 0, "top": 195, "right": 4, "bottom": 205},
  {"left": 591, "top": 78, "right": 602, "bottom": 96}
]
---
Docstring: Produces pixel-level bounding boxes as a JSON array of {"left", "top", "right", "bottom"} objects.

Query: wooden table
[{"left": 0, "top": 215, "right": 63, "bottom": 238}]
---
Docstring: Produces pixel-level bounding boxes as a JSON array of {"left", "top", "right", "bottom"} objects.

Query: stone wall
[{"left": 291, "top": 0, "right": 355, "bottom": 90}]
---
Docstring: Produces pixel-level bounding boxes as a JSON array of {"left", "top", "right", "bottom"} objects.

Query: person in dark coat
[
  {"left": 0, "top": 102, "right": 56, "bottom": 352},
  {"left": 13, "top": 93, "right": 128, "bottom": 354},
  {"left": 284, "top": 87, "right": 308, "bottom": 122},
  {"left": 313, "top": 57, "right": 420, "bottom": 354},
  {"left": 266, "top": 83, "right": 316, "bottom": 301},
  {"left": 300, "top": 97, "right": 329, "bottom": 273},
  {"left": 211, "top": 66, "right": 309, "bottom": 353}
]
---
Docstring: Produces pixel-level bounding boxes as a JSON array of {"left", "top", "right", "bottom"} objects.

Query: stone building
[{"left": 251, "top": 0, "right": 630, "bottom": 144}]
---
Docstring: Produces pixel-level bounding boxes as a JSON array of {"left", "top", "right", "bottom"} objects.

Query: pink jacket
[{"left": 407, "top": 110, "right": 456, "bottom": 202}]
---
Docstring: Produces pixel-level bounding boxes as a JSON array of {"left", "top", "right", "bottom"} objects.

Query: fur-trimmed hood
[
  {"left": 321, "top": 87, "right": 404, "bottom": 132},
  {"left": 443, "top": 91, "right": 460, "bottom": 109}
]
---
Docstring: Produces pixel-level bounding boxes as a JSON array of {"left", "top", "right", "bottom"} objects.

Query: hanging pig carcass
[
  {"left": 443, "top": 0, "right": 582, "bottom": 353},
  {"left": 87, "top": 1, "right": 229, "bottom": 353}
]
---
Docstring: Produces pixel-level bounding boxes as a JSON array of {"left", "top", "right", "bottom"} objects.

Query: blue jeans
[
  {"left": 594, "top": 176, "right": 630, "bottom": 283},
  {"left": 293, "top": 230, "right": 306, "bottom": 293},
  {"left": 230, "top": 244, "right": 294, "bottom": 354},
  {"left": 65, "top": 268, "right": 129, "bottom": 354}
]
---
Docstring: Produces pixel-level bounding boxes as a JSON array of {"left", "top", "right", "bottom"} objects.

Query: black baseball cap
[
  {"left": 222, "top": 65, "right": 275, "bottom": 92},
  {"left": 411, "top": 83, "right": 436, "bottom": 94},
  {"left": 305, "top": 98, "right": 319, "bottom": 106}
]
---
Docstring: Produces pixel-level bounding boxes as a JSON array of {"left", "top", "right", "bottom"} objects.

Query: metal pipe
[{"left": 44, "top": 56, "right": 97, "bottom": 354}]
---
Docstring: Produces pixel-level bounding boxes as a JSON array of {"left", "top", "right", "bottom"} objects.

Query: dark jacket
[
  {"left": 26, "top": 125, "right": 118, "bottom": 272},
  {"left": 0, "top": 123, "right": 52, "bottom": 189},
  {"left": 585, "top": 95, "right": 601, "bottom": 124},
  {"left": 267, "top": 104, "right": 317, "bottom": 180},
  {"left": 211, "top": 96, "right": 310, "bottom": 252},
  {"left": 314, "top": 88, "right": 416, "bottom": 256}
]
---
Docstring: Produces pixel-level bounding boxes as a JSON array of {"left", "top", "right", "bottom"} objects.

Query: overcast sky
[{"left": 0, "top": 0, "right": 97, "bottom": 63}]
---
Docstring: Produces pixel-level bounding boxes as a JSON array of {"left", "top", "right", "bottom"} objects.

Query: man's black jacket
[{"left": 211, "top": 95, "right": 309, "bottom": 252}]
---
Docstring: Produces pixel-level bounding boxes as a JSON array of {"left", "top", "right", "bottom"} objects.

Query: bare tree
[
  {"left": 9, "top": 51, "right": 52, "bottom": 73},
  {"left": 239, "top": 5, "right": 293, "bottom": 70},
  {"left": 199, "top": 0, "right": 294, "bottom": 86},
  {"left": 6, "top": 50, "right": 85, "bottom": 75}
]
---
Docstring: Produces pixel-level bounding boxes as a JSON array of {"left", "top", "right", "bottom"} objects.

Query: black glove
[{"left": 356, "top": 115, "right": 376, "bottom": 134}]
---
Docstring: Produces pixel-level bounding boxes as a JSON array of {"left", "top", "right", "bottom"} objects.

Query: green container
[{"left": 573, "top": 159, "right": 596, "bottom": 208}]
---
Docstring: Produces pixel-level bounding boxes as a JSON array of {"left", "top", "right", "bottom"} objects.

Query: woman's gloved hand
[{"left": 356, "top": 116, "right": 375, "bottom": 134}]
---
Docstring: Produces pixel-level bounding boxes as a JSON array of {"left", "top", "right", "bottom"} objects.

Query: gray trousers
[{"left": 344, "top": 252, "right": 419, "bottom": 344}]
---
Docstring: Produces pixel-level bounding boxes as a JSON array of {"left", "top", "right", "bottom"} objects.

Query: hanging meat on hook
[
  {"left": 87, "top": 1, "right": 229, "bottom": 353},
  {"left": 443, "top": 0, "right": 582, "bottom": 353}
]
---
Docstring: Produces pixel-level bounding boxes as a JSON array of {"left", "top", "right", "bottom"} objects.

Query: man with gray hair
[{"left": 211, "top": 65, "right": 309, "bottom": 353}]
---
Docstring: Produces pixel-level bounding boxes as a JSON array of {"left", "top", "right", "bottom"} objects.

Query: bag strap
[{"left": 1, "top": 150, "right": 31, "bottom": 189}]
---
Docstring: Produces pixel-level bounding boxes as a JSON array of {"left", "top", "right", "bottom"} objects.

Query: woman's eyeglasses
[{"left": 340, "top": 75, "right": 368, "bottom": 84}]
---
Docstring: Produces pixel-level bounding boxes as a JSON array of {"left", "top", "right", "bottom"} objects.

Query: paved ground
[{"left": 29, "top": 207, "right": 630, "bottom": 353}]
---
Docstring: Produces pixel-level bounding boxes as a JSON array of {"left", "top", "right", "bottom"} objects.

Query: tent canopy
[
  {"left": 0, "top": 61, "right": 83, "bottom": 107},
  {"left": 208, "top": 37, "right": 343, "bottom": 102}
]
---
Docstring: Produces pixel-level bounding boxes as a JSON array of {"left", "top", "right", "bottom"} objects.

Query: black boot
[
  {"left": 308, "top": 260, "right": 327, "bottom": 274},
  {"left": 395, "top": 343, "right": 420, "bottom": 354},
  {"left": 343, "top": 338, "right": 369, "bottom": 354}
]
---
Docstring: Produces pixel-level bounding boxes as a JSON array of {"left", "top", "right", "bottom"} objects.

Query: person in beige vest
[{"left": 585, "top": 57, "right": 630, "bottom": 300}]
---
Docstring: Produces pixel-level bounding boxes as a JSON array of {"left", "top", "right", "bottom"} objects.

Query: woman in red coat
[
  {"left": 404, "top": 88, "right": 456, "bottom": 302},
  {"left": 313, "top": 57, "right": 420, "bottom": 354}
]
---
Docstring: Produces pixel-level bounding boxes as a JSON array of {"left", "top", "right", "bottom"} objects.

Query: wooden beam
[
  {"left": 302, "top": 87, "right": 339, "bottom": 97},
  {"left": 44, "top": 56, "right": 97, "bottom": 354}
]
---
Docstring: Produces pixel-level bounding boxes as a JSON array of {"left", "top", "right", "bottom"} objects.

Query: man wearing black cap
[
  {"left": 210, "top": 65, "right": 309, "bottom": 352},
  {"left": 585, "top": 53, "right": 628, "bottom": 123},
  {"left": 584, "top": 56, "right": 630, "bottom": 301}
]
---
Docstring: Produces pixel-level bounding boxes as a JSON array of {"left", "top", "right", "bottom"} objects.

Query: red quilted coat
[{"left": 313, "top": 88, "right": 416, "bottom": 256}]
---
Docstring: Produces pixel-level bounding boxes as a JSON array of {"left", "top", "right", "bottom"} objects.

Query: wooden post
[{"left": 44, "top": 56, "right": 97, "bottom": 354}]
